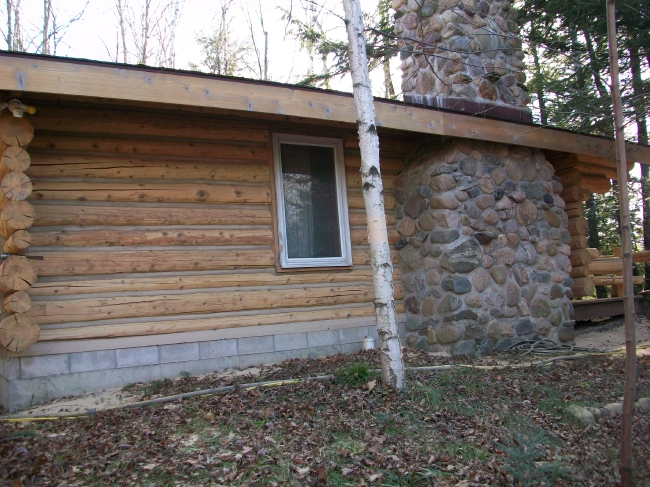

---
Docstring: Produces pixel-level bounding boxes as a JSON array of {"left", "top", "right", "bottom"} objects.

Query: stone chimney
[{"left": 393, "top": 0, "right": 533, "bottom": 122}]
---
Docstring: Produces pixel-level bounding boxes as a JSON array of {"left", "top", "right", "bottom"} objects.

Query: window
[{"left": 273, "top": 134, "right": 352, "bottom": 268}]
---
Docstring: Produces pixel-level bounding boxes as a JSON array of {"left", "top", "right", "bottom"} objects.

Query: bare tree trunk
[
  {"left": 606, "top": 1, "right": 637, "bottom": 484},
  {"left": 343, "top": 0, "right": 405, "bottom": 391},
  {"left": 264, "top": 30, "right": 268, "bottom": 80},
  {"left": 530, "top": 39, "right": 547, "bottom": 126},
  {"left": 13, "top": 0, "right": 23, "bottom": 51},
  {"left": 382, "top": 54, "right": 394, "bottom": 98},
  {"left": 42, "top": 0, "right": 51, "bottom": 54},
  {"left": 116, "top": 0, "right": 128, "bottom": 63},
  {"left": 167, "top": 0, "right": 180, "bottom": 68},
  {"left": 139, "top": 0, "right": 151, "bottom": 64},
  {"left": 5, "top": 0, "right": 12, "bottom": 50}
]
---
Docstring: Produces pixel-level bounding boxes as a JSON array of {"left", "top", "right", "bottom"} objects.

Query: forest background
[{"left": 2, "top": 0, "right": 649, "bottom": 298}]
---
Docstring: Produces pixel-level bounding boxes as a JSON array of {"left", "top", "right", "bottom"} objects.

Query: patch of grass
[
  {"left": 140, "top": 378, "right": 173, "bottom": 397},
  {"left": 335, "top": 362, "right": 375, "bottom": 386},
  {"left": 444, "top": 442, "right": 491, "bottom": 462}
]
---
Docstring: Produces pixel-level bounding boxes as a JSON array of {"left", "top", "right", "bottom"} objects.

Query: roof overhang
[{"left": 1, "top": 52, "right": 649, "bottom": 165}]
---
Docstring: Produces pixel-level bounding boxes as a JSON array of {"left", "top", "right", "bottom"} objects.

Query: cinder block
[
  {"left": 160, "top": 355, "right": 239, "bottom": 379},
  {"left": 338, "top": 326, "right": 369, "bottom": 344},
  {"left": 70, "top": 350, "right": 116, "bottom": 373},
  {"left": 238, "top": 336, "right": 274, "bottom": 355},
  {"left": 116, "top": 346, "right": 159, "bottom": 368},
  {"left": 341, "top": 342, "right": 363, "bottom": 355},
  {"left": 20, "top": 354, "right": 69, "bottom": 379},
  {"left": 200, "top": 339, "right": 238, "bottom": 359},
  {"left": 368, "top": 326, "right": 379, "bottom": 341},
  {"left": 276, "top": 348, "right": 311, "bottom": 361},
  {"left": 307, "top": 345, "right": 342, "bottom": 359},
  {"left": 160, "top": 343, "right": 200, "bottom": 364},
  {"left": 0, "top": 358, "right": 20, "bottom": 380},
  {"left": 238, "top": 351, "right": 278, "bottom": 369},
  {"left": 274, "top": 332, "right": 308, "bottom": 352},
  {"left": 308, "top": 329, "right": 340, "bottom": 348}
]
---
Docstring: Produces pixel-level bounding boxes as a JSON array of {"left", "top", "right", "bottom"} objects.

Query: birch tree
[{"left": 342, "top": 0, "right": 405, "bottom": 390}]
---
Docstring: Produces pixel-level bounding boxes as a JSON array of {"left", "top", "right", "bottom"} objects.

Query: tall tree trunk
[
  {"left": 382, "top": 54, "right": 395, "bottom": 98},
  {"left": 6, "top": 0, "right": 12, "bottom": 50},
  {"left": 630, "top": 45, "right": 650, "bottom": 290},
  {"left": 13, "top": 0, "right": 22, "bottom": 51},
  {"left": 583, "top": 30, "right": 609, "bottom": 98},
  {"left": 343, "top": 0, "right": 405, "bottom": 390},
  {"left": 116, "top": 0, "right": 128, "bottom": 63},
  {"left": 606, "top": 1, "right": 637, "bottom": 484},
  {"left": 167, "top": 0, "right": 180, "bottom": 68},
  {"left": 264, "top": 31, "right": 268, "bottom": 80},
  {"left": 41, "top": 0, "right": 50, "bottom": 54},
  {"left": 530, "top": 40, "right": 547, "bottom": 126}
]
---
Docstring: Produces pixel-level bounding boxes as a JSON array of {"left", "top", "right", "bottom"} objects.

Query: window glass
[
  {"left": 280, "top": 143, "right": 342, "bottom": 259},
  {"left": 273, "top": 135, "right": 351, "bottom": 268}
]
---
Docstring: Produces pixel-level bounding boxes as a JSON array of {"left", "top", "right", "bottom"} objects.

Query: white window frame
[{"left": 272, "top": 133, "right": 352, "bottom": 269}]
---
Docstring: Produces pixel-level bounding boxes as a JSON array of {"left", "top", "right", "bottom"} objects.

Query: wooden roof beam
[{"left": 1, "top": 53, "right": 649, "bottom": 164}]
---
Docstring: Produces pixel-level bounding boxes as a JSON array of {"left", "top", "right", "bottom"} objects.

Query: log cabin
[{"left": 0, "top": 50, "right": 648, "bottom": 412}]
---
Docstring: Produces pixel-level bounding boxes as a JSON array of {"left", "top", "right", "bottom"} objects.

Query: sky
[
  {"left": 7, "top": 0, "right": 390, "bottom": 94},
  {"left": 4, "top": 0, "right": 643, "bottom": 178}
]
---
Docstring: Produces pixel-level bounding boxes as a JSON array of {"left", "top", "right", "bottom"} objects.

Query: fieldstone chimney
[{"left": 393, "top": 0, "right": 533, "bottom": 122}]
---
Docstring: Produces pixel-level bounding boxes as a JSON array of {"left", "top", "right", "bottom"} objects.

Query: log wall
[{"left": 21, "top": 102, "right": 412, "bottom": 346}]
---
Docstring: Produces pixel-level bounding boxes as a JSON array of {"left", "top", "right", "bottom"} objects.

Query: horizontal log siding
[{"left": 25, "top": 104, "right": 412, "bottom": 343}]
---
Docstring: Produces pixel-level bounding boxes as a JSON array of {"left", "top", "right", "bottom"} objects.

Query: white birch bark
[{"left": 342, "top": 0, "right": 405, "bottom": 390}]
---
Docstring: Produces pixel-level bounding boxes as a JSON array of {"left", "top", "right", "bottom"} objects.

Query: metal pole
[{"left": 606, "top": 0, "right": 637, "bottom": 484}]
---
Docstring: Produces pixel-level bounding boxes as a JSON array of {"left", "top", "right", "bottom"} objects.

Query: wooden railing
[{"left": 578, "top": 247, "right": 648, "bottom": 298}]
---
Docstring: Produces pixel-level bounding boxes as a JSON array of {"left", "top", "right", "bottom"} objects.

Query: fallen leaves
[{"left": 0, "top": 351, "right": 648, "bottom": 486}]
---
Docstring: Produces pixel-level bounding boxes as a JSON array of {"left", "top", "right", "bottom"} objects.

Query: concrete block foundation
[{"left": 0, "top": 320, "right": 404, "bottom": 412}]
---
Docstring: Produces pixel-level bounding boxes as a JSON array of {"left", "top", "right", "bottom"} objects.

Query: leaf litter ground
[{"left": 1, "top": 348, "right": 649, "bottom": 486}]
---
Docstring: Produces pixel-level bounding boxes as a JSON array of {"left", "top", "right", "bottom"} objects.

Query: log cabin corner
[{"left": 0, "top": 52, "right": 648, "bottom": 411}]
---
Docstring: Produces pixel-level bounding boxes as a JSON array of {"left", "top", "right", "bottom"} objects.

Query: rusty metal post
[{"left": 606, "top": 0, "right": 637, "bottom": 484}]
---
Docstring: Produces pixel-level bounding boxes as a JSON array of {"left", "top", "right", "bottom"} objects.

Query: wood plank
[
  {"left": 31, "top": 249, "right": 276, "bottom": 276},
  {"left": 30, "top": 268, "right": 402, "bottom": 296},
  {"left": 30, "top": 181, "right": 271, "bottom": 205},
  {"left": 31, "top": 105, "right": 271, "bottom": 143},
  {"left": 564, "top": 201, "right": 584, "bottom": 218},
  {"left": 31, "top": 228, "right": 274, "bottom": 247},
  {"left": 28, "top": 154, "right": 270, "bottom": 183},
  {"left": 30, "top": 284, "right": 405, "bottom": 324},
  {"left": 587, "top": 248, "right": 600, "bottom": 259},
  {"left": 580, "top": 175, "right": 612, "bottom": 195},
  {"left": 33, "top": 205, "right": 273, "bottom": 227},
  {"left": 38, "top": 303, "right": 406, "bottom": 342},
  {"left": 569, "top": 249, "right": 592, "bottom": 267},
  {"left": 572, "top": 277, "right": 595, "bottom": 298},
  {"left": 567, "top": 216, "right": 588, "bottom": 235},
  {"left": 570, "top": 234, "right": 588, "bottom": 250},
  {"left": 29, "top": 136, "right": 268, "bottom": 161},
  {"left": 550, "top": 153, "right": 634, "bottom": 175},
  {"left": 593, "top": 275, "right": 644, "bottom": 286},
  {"left": 30, "top": 248, "right": 396, "bottom": 276},
  {"left": 2, "top": 55, "right": 649, "bottom": 164},
  {"left": 589, "top": 257, "right": 623, "bottom": 275}
]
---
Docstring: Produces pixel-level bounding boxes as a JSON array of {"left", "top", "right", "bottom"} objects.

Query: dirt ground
[{"left": 14, "top": 316, "right": 650, "bottom": 419}]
